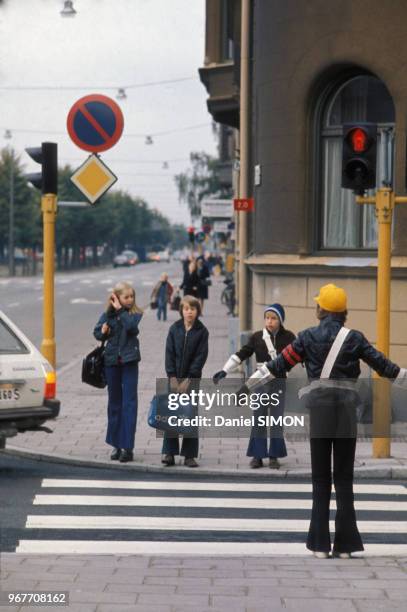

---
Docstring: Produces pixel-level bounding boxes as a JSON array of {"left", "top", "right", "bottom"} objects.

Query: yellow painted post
[
  {"left": 356, "top": 188, "right": 407, "bottom": 459},
  {"left": 40, "top": 193, "right": 57, "bottom": 368},
  {"left": 372, "top": 188, "right": 393, "bottom": 457}
]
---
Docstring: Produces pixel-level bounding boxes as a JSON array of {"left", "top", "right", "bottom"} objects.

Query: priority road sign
[
  {"left": 70, "top": 154, "right": 117, "bottom": 204},
  {"left": 67, "top": 94, "right": 124, "bottom": 153}
]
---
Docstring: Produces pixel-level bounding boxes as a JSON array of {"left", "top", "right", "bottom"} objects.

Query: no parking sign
[{"left": 67, "top": 94, "right": 124, "bottom": 153}]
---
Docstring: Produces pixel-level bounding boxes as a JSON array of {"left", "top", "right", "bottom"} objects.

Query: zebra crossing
[{"left": 12, "top": 478, "right": 407, "bottom": 555}]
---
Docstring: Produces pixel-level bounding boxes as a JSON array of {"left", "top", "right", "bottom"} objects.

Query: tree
[
  {"left": 174, "top": 151, "right": 226, "bottom": 218},
  {"left": 0, "top": 148, "right": 41, "bottom": 260}
]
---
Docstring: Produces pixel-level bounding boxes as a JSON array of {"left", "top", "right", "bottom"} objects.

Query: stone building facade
[{"left": 200, "top": 0, "right": 407, "bottom": 365}]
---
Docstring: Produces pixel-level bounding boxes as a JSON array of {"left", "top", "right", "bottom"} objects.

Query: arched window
[{"left": 320, "top": 75, "right": 395, "bottom": 250}]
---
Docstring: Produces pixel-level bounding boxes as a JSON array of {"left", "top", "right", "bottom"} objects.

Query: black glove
[{"left": 213, "top": 370, "right": 227, "bottom": 385}]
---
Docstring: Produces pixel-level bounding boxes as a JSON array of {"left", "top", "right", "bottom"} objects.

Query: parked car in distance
[
  {"left": 156, "top": 250, "right": 171, "bottom": 263},
  {"left": 113, "top": 250, "right": 139, "bottom": 267},
  {"left": 0, "top": 311, "right": 60, "bottom": 449}
]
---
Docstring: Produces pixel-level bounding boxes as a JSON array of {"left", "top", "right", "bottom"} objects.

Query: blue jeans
[
  {"left": 157, "top": 300, "right": 167, "bottom": 321},
  {"left": 105, "top": 362, "right": 139, "bottom": 450},
  {"left": 246, "top": 382, "right": 287, "bottom": 459}
]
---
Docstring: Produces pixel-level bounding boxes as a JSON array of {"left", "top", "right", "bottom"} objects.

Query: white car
[
  {"left": 156, "top": 250, "right": 171, "bottom": 263},
  {"left": 0, "top": 311, "right": 60, "bottom": 448}
]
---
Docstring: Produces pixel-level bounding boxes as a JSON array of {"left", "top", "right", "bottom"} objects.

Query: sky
[{"left": 0, "top": 0, "right": 217, "bottom": 225}]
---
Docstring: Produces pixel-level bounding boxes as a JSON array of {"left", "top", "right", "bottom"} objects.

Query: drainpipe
[{"left": 238, "top": 0, "right": 251, "bottom": 332}]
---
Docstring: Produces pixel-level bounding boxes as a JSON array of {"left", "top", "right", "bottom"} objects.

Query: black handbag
[
  {"left": 150, "top": 300, "right": 158, "bottom": 310},
  {"left": 82, "top": 341, "right": 106, "bottom": 388}
]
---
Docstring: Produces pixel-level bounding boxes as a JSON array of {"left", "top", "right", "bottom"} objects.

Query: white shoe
[
  {"left": 333, "top": 552, "right": 351, "bottom": 559},
  {"left": 313, "top": 551, "right": 329, "bottom": 559}
]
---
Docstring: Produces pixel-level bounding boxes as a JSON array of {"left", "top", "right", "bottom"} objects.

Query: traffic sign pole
[
  {"left": 40, "top": 193, "right": 57, "bottom": 368},
  {"left": 356, "top": 188, "right": 407, "bottom": 457}
]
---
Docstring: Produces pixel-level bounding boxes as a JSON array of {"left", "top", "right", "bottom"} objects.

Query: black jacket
[
  {"left": 236, "top": 327, "right": 296, "bottom": 363},
  {"left": 267, "top": 314, "right": 400, "bottom": 380},
  {"left": 180, "top": 270, "right": 200, "bottom": 297},
  {"left": 165, "top": 318, "right": 209, "bottom": 379},
  {"left": 94, "top": 309, "right": 142, "bottom": 367}
]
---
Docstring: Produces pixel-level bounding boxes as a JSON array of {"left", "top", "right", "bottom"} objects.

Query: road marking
[
  {"left": 79, "top": 279, "right": 93, "bottom": 284},
  {"left": 7, "top": 302, "right": 20, "bottom": 307},
  {"left": 40, "top": 479, "right": 407, "bottom": 495},
  {"left": 70, "top": 298, "right": 102, "bottom": 304},
  {"left": 99, "top": 279, "right": 113, "bottom": 284},
  {"left": 142, "top": 281, "right": 154, "bottom": 286},
  {"left": 24, "top": 515, "right": 407, "bottom": 533},
  {"left": 15, "top": 541, "right": 407, "bottom": 556},
  {"left": 32, "top": 494, "right": 407, "bottom": 511}
]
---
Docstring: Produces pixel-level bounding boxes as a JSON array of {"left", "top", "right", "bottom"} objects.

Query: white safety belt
[
  {"left": 298, "top": 327, "right": 352, "bottom": 398},
  {"left": 262, "top": 328, "right": 277, "bottom": 360}
]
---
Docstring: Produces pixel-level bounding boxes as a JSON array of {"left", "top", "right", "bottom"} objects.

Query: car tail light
[{"left": 44, "top": 371, "right": 56, "bottom": 399}]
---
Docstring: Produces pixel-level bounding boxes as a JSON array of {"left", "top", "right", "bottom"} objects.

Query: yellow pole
[
  {"left": 40, "top": 193, "right": 57, "bottom": 368},
  {"left": 373, "top": 188, "right": 393, "bottom": 457}
]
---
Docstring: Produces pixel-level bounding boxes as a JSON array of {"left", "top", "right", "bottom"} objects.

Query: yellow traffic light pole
[
  {"left": 40, "top": 193, "right": 57, "bottom": 369},
  {"left": 356, "top": 187, "right": 407, "bottom": 457}
]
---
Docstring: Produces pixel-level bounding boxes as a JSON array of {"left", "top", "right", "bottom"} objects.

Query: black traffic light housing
[
  {"left": 342, "top": 123, "right": 377, "bottom": 195},
  {"left": 25, "top": 142, "right": 58, "bottom": 194}
]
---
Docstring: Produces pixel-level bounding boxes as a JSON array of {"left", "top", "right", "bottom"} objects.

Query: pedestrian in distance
[
  {"left": 213, "top": 304, "right": 295, "bottom": 469},
  {"left": 162, "top": 295, "right": 209, "bottom": 467},
  {"left": 180, "top": 257, "right": 200, "bottom": 298},
  {"left": 151, "top": 272, "right": 173, "bottom": 321},
  {"left": 94, "top": 281, "right": 143, "bottom": 463},
  {"left": 241, "top": 283, "right": 406, "bottom": 558},
  {"left": 196, "top": 257, "right": 211, "bottom": 313}
]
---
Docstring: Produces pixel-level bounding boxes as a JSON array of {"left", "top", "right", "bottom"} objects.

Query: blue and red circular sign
[{"left": 67, "top": 94, "right": 124, "bottom": 153}]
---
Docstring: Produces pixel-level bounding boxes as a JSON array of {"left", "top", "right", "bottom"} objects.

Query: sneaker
[
  {"left": 184, "top": 457, "right": 199, "bottom": 468},
  {"left": 110, "top": 448, "right": 121, "bottom": 461},
  {"left": 313, "top": 551, "right": 329, "bottom": 559},
  {"left": 119, "top": 449, "right": 134, "bottom": 463},
  {"left": 249, "top": 458, "right": 263, "bottom": 469},
  {"left": 161, "top": 454, "right": 175, "bottom": 466},
  {"left": 269, "top": 458, "right": 280, "bottom": 469},
  {"left": 333, "top": 552, "right": 351, "bottom": 559}
]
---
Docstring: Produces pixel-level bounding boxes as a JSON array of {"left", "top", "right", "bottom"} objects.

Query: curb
[{"left": 4, "top": 446, "right": 407, "bottom": 480}]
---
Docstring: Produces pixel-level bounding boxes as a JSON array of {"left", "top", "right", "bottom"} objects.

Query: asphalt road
[
  {"left": 1, "top": 454, "right": 406, "bottom": 555},
  {"left": 1, "top": 260, "right": 183, "bottom": 369}
]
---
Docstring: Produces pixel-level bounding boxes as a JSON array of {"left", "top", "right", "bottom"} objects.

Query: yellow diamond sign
[{"left": 70, "top": 154, "right": 117, "bottom": 204}]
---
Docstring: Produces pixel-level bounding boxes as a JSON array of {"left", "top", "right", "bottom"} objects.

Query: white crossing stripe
[
  {"left": 32, "top": 494, "right": 407, "bottom": 511},
  {"left": 40, "top": 479, "right": 407, "bottom": 495},
  {"left": 24, "top": 515, "right": 407, "bottom": 533},
  {"left": 15, "top": 541, "right": 407, "bottom": 556}
]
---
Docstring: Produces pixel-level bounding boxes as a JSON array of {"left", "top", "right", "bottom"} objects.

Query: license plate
[{"left": 0, "top": 384, "right": 20, "bottom": 401}]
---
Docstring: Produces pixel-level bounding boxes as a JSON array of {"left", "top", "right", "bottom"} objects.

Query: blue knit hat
[{"left": 264, "top": 303, "right": 285, "bottom": 324}]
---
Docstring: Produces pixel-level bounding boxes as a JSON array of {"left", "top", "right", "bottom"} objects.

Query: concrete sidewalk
[{"left": 6, "top": 278, "right": 407, "bottom": 478}]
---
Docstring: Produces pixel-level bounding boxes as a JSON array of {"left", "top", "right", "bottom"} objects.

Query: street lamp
[
  {"left": 60, "top": 1, "right": 77, "bottom": 17},
  {"left": 116, "top": 88, "right": 127, "bottom": 100},
  {"left": 4, "top": 129, "right": 15, "bottom": 277}
]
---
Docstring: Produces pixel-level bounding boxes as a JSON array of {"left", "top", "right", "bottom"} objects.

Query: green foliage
[
  {"left": 0, "top": 149, "right": 41, "bottom": 257},
  {"left": 0, "top": 151, "right": 185, "bottom": 268},
  {"left": 174, "top": 151, "right": 224, "bottom": 217}
]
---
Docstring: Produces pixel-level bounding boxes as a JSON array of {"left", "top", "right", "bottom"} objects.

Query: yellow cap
[{"left": 314, "top": 283, "right": 347, "bottom": 312}]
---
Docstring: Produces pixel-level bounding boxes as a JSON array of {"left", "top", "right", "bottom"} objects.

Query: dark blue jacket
[
  {"left": 165, "top": 318, "right": 209, "bottom": 379},
  {"left": 267, "top": 314, "right": 400, "bottom": 380},
  {"left": 94, "top": 308, "right": 142, "bottom": 367}
]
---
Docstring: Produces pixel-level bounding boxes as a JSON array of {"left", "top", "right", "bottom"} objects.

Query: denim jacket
[{"left": 94, "top": 308, "right": 142, "bottom": 366}]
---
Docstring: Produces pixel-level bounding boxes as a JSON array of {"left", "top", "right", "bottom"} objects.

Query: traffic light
[
  {"left": 188, "top": 226, "right": 195, "bottom": 244},
  {"left": 342, "top": 123, "right": 377, "bottom": 194},
  {"left": 25, "top": 142, "right": 58, "bottom": 194}
]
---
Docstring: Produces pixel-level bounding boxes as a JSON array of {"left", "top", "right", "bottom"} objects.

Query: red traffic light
[{"left": 348, "top": 127, "right": 369, "bottom": 153}]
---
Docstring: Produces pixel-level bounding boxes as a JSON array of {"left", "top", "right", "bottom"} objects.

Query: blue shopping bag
[{"left": 148, "top": 393, "right": 197, "bottom": 436}]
